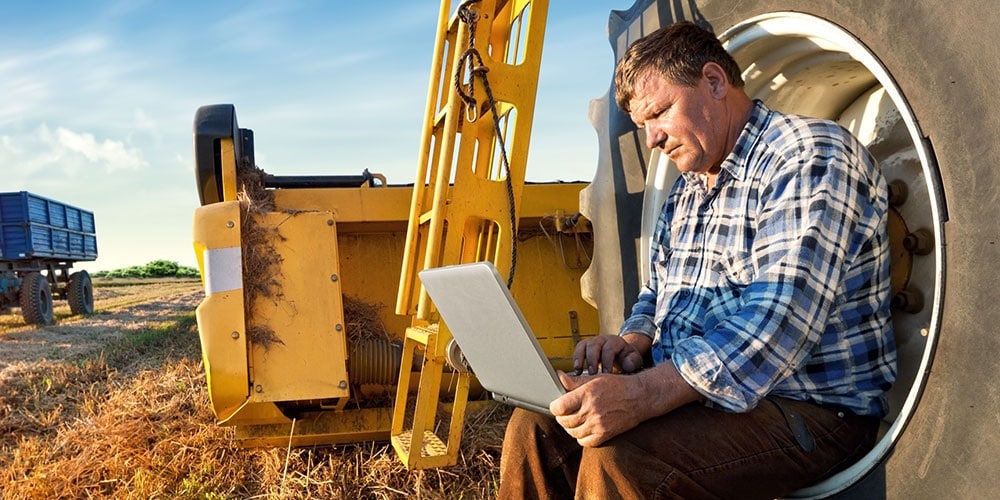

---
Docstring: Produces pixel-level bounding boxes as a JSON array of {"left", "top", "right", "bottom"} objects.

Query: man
[{"left": 498, "top": 21, "right": 896, "bottom": 499}]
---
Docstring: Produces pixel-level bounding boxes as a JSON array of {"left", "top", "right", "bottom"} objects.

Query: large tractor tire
[
  {"left": 67, "top": 270, "right": 95, "bottom": 316},
  {"left": 582, "top": 0, "right": 999, "bottom": 497},
  {"left": 19, "top": 272, "right": 53, "bottom": 325}
]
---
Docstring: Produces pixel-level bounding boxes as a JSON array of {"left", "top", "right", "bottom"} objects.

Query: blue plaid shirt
[{"left": 620, "top": 100, "right": 896, "bottom": 418}]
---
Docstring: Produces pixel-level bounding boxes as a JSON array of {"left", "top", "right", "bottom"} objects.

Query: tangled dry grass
[{"left": 0, "top": 281, "right": 511, "bottom": 499}]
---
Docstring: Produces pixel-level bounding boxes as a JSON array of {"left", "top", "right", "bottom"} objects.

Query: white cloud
[
  {"left": 54, "top": 127, "right": 146, "bottom": 171},
  {"left": 0, "top": 125, "right": 146, "bottom": 182}
]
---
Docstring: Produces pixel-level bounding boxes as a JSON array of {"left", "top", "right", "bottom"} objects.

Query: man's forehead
[{"left": 628, "top": 72, "right": 671, "bottom": 114}]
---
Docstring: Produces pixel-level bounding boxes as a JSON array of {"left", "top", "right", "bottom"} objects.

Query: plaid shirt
[{"left": 620, "top": 100, "right": 896, "bottom": 417}]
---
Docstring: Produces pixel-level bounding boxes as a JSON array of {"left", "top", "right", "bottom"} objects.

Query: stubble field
[{"left": 0, "top": 279, "right": 508, "bottom": 499}]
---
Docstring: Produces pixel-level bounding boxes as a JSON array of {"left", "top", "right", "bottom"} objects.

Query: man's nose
[{"left": 645, "top": 122, "right": 667, "bottom": 150}]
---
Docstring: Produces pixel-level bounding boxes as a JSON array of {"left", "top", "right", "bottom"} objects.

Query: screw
[
  {"left": 226, "top": 221, "right": 235, "bottom": 228},
  {"left": 327, "top": 219, "right": 334, "bottom": 226},
  {"left": 231, "top": 331, "right": 240, "bottom": 339},
  {"left": 338, "top": 380, "right": 348, "bottom": 389},
  {"left": 255, "top": 384, "right": 263, "bottom": 393},
  {"left": 891, "top": 288, "right": 924, "bottom": 314},
  {"left": 903, "top": 228, "right": 934, "bottom": 255},
  {"left": 887, "top": 180, "right": 908, "bottom": 207},
  {"left": 330, "top": 274, "right": 339, "bottom": 282},
  {"left": 335, "top": 324, "right": 343, "bottom": 332}
]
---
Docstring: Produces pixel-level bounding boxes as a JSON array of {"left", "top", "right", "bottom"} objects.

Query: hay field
[{"left": 0, "top": 279, "right": 509, "bottom": 499}]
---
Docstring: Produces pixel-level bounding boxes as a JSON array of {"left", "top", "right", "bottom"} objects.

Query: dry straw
[{"left": 0, "top": 301, "right": 511, "bottom": 498}]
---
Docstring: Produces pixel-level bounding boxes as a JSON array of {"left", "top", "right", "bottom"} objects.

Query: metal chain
[{"left": 454, "top": 0, "right": 518, "bottom": 289}]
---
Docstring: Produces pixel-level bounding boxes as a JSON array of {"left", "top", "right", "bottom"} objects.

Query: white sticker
[{"left": 203, "top": 246, "right": 243, "bottom": 295}]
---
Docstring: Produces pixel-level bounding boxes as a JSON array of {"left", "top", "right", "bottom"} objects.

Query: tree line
[{"left": 91, "top": 260, "right": 200, "bottom": 279}]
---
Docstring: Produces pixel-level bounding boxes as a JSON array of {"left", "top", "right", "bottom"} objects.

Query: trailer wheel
[
  {"left": 19, "top": 272, "right": 53, "bottom": 325},
  {"left": 67, "top": 270, "right": 95, "bottom": 316}
]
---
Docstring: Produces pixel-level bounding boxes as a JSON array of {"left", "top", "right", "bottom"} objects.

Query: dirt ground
[
  {"left": 0, "top": 278, "right": 507, "bottom": 498},
  {"left": 0, "top": 279, "right": 203, "bottom": 372}
]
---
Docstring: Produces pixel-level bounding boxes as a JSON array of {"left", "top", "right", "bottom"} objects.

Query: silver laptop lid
[{"left": 418, "top": 262, "right": 565, "bottom": 415}]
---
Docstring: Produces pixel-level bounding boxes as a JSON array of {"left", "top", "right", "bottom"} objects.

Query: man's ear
[{"left": 702, "top": 62, "right": 729, "bottom": 99}]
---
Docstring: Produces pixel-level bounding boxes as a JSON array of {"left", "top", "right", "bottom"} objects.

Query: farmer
[{"left": 498, "top": 21, "right": 896, "bottom": 499}]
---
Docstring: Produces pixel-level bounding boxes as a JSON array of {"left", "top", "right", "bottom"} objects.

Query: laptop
[{"left": 418, "top": 261, "right": 566, "bottom": 415}]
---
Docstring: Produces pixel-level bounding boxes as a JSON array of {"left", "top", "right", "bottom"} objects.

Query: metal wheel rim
[{"left": 717, "top": 12, "right": 945, "bottom": 497}]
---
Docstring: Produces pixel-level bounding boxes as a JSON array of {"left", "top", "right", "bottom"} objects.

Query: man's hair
[{"left": 614, "top": 21, "right": 745, "bottom": 112}]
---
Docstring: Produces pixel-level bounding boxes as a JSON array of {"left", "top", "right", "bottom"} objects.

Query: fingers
[
  {"left": 573, "top": 334, "right": 629, "bottom": 375},
  {"left": 572, "top": 340, "right": 587, "bottom": 374},
  {"left": 600, "top": 341, "right": 619, "bottom": 374},
  {"left": 620, "top": 350, "right": 645, "bottom": 373},
  {"left": 556, "top": 370, "right": 576, "bottom": 391},
  {"left": 550, "top": 377, "right": 581, "bottom": 416}
]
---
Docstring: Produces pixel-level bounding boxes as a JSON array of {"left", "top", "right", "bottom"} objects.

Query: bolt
[
  {"left": 226, "top": 220, "right": 235, "bottom": 228},
  {"left": 891, "top": 288, "right": 924, "bottom": 314},
  {"left": 231, "top": 331, "right": 240, "bottom": 339},
  {"left": 338, "top": 380, "right": 348, "bottom": 389},
  {"left": 335, "top": 324, "right": 343, "bottom": 332},
  {"left": 903, "top": 228, "right": 934, "bottom": 255},
  {"left": 330, "top": 274, "right": 339, "bottom": 282},
  {"left": 887, "top": 180, "right": 908, "bottom": 207},
  {"left": 255, "top": 384, "right": 263, "bottom": 393}
]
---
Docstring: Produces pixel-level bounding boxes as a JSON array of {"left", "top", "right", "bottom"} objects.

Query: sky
[{"left": 0, "top": 1, "right": 629, "bottom": 272}]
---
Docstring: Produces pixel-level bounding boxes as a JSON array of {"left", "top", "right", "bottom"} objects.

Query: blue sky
[{"left": 0, "top": 1, "right": 628, "bottom": 272}]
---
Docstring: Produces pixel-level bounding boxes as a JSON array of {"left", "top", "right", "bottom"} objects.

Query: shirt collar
[{"left": 722, "top": 99, "right": 771, "bottom": 182}]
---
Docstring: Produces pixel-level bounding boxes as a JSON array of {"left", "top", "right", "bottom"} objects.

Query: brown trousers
[{"left": 498, "top": 397, "right": 878, "bottom": 500}]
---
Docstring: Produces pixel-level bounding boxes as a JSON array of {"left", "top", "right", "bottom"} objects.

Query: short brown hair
[{"left": 614, "top": 21, "right": 745, "bottom": 112}]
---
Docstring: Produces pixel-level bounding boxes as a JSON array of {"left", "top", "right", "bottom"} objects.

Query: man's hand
[
  {"left": 550, "top": 362, "right": 703, "bottom": 447},
  {"left": 551, "top": 371, "right": 646, "bottom": 447},
  {"left": 572, "top": 333, "right": 648, "bottom": 375}
]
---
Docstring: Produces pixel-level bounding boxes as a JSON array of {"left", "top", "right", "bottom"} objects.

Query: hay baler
[
  {"left": 191, "top": 0, "right": 598, "bottom": 469},
  {"left": 192, "top": 0, "right": 1000, "bottom": 497}
]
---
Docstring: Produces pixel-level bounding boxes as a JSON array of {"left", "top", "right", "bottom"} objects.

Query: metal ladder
[{"left": 391, "top": 0, "right": 549, "bottom": 469}]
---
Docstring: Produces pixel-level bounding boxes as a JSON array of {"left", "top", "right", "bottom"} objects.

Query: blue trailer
[{"left": 0, "top": 191, "right": 98, "bottom": 324}]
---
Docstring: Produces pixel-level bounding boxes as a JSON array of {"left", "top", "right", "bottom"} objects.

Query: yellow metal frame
[{"left": 392, "top": 0, "right": 549, "bottom": 469}]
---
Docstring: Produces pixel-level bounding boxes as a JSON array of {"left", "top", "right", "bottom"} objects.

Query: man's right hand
[{"left": 573, "top": 333, "right": 650, "bottom": 375}]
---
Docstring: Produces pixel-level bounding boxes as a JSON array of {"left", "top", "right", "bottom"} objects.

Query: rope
[{"left": 453, "top": 0, "right": 518, "bottom": 289}]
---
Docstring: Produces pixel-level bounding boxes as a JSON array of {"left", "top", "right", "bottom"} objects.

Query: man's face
[{"left": 627, "top": 69, "right": 728, "bottom": 175}]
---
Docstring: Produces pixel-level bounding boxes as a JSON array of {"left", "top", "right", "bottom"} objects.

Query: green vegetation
[{"left": 92, "top": 260, "right": 200, "bottom": 279}]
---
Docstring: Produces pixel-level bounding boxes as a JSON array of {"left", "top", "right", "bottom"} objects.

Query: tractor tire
[
  {"left": 19, "top": 272, "right": 53, "bottom": 325},
  {"left": 583, "top": 1, "right": 1000, "bottom": 498},
  {"left": 67, "top": 270, "right": 94, "bottom": 316}
]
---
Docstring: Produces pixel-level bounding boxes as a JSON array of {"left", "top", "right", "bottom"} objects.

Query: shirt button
[{"left": 739, "top": 270, "right": 750, "bottom": 281}]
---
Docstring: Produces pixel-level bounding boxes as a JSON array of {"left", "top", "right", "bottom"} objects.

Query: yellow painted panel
[
  {"left": 272, "top": 186, "right": 413, "bottom": 224},
  {"left": 192, "top": 201, "right": 249, "bottom": 422},
  {"left": 248, "top": 211, "right": 350, "bottom": 402},
  {"left": 196, "top": 291, "right": 250, "bottom": 422},
  {"left": 269, "top": 183, "right": 587, "bottom": 224},
  {"left": 234, "top": 407, "right": 393, "bottom": 447}
]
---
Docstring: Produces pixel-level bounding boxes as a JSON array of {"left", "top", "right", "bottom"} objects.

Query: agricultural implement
[
  {"left": 0, "top": 191, "right": 98, "bottom": 324},
  {"left": 191, "top": 0, "right": 1000, "bottom": 497}
]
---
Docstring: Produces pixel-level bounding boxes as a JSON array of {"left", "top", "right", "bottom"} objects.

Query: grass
[{"left": 0, "top": 286, "right": 511, "bottom": 499}]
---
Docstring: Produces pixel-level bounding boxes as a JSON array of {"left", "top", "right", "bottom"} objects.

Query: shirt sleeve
[
  {"left": 672, "top": 129, "right": 884, "bottom": 413},
  {"left": 618, "top": 183, "right": 679, "bottom": 340}
]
